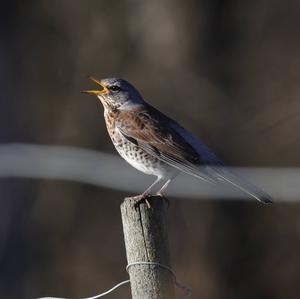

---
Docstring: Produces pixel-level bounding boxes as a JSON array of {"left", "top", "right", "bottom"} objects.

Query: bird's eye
[{"left": 109, "top": 85, "right": 121, "bottom": 92}]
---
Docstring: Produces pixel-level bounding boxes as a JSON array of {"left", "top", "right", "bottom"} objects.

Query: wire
[
  {"left": 126, "top": 261, "right": 192, "bottom": 299},
  {"left": 37, "top": 280, "right": 130, "bottom": 299},
  {"left": 37, "top": 261, "right": 192, "bottom": 299}
]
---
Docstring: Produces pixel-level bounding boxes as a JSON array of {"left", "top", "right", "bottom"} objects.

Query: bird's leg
[
  {"left": 156, "top": 179, "right": 171, "bottom": 197},
  {"left": 126, "top": 177, "right": 162, "bottom": 209},
  {"left": 155, "top": 178, "right": 172, "bottom": 207}
]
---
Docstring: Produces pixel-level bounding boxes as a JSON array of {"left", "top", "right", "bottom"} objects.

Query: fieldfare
[{"left": 83, "top": 77, "right": 272, "bottom": 204}]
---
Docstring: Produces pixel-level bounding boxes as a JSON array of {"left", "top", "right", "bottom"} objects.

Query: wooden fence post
[{"left": 120, "top": 196, "right": 175, "bottom": 299}]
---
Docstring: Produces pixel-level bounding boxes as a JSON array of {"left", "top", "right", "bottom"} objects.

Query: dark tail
[{"left": 207, "top": 166, "right": 272, "bottom": 204}]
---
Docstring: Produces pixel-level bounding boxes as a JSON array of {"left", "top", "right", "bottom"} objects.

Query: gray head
[{"left": 83, "top": 77, "right": 144, "bottom": 110}]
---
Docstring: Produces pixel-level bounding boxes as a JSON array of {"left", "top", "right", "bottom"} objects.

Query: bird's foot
[{"left": 125, "top": 193, "right": 152, "bottom": 209}]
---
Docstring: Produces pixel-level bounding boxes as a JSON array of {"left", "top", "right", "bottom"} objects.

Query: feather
[
  {"left": 116, "top": 104, "right": 272, "bottom": 203},
  {"left": 208, "top": 167, "right": 272, "bottom": 203}
]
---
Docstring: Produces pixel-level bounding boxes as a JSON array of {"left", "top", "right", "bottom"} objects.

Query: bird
[{"left": 83, "top": 77, "right": 272, "bottom": 205}]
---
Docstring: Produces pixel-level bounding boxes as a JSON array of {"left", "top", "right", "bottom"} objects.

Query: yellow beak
[{"left": 82, "top": 76, "right": 109, "bottom": 95}]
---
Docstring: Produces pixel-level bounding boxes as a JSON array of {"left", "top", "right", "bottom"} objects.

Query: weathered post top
[{"left": 121, "top": 196, "right": 175, "bottom": 299}]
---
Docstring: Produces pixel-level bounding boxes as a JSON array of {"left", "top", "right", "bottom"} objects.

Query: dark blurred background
[{"left": 1, "top": 1, "right": 300, "bottom": 298}]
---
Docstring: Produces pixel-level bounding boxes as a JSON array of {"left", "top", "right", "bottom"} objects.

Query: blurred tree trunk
[{"left": 0, "top": 2, "right": 33, "bottom": 298}]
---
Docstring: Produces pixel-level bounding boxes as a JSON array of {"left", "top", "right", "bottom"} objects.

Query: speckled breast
[{"left": 104, "top": 110, "right": 168, "bottom": 177}]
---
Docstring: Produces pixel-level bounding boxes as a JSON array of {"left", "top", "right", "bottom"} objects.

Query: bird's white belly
[
  {"left": 118, "top": 146, "right": 159, "bottom": 175},
  {"left": 123, "top": 154, "right": 155, "bottom": 174},
  {"left": 108, "top": 127, "right": 175, "bottom": 178},
  {"left": 114, "top": 141, "right": 171, "bottom": 178}
]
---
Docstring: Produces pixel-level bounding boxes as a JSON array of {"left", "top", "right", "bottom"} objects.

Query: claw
[{"left": 125, "top": 194, "right": 152, "bottom": 209}]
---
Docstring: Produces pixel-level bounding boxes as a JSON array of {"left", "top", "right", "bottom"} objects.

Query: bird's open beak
[{"left": 82, "top": 76, "right": 109, "bottom": 95}]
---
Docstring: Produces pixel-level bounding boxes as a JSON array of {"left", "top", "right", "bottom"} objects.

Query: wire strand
[
  {"left": 126, "top": 261, "right": 192, "bottom": 299},
  {"left": 37, "top": 280, "right": 130, "bottom": 299},
  {"left": 37, "top": 261, "right": 192, "bottom": 299}
]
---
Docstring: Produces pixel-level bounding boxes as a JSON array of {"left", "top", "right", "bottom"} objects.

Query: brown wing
[
  {"left": 116, "top": 104, "right": 273, "bottom": 203},
  {"left": 116, "top": 105, "right": 217, "bottom": 183}
]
